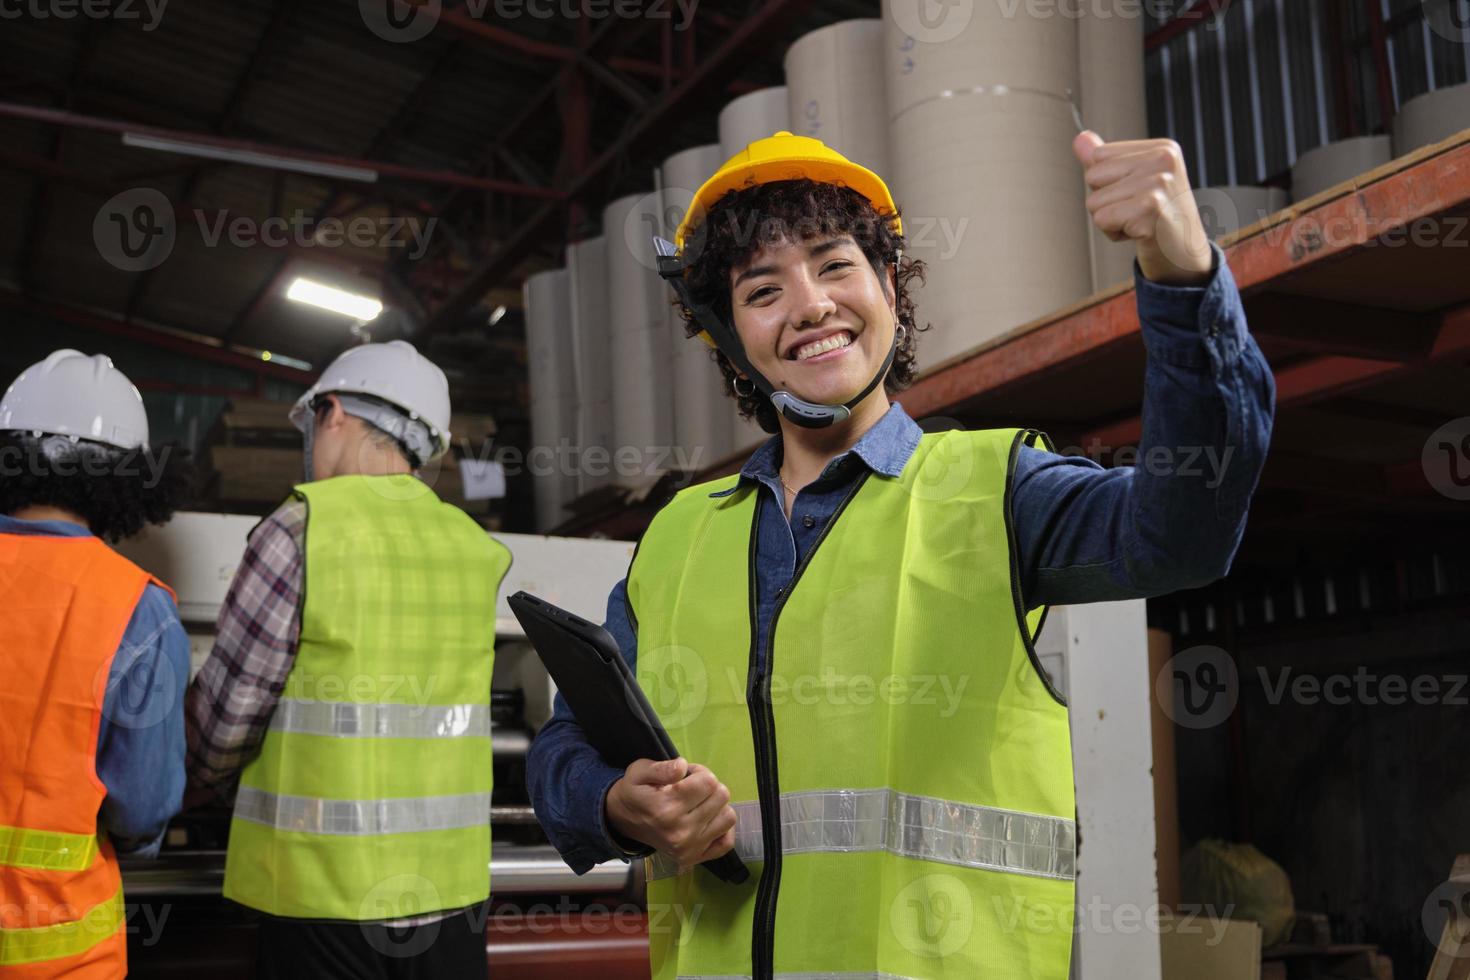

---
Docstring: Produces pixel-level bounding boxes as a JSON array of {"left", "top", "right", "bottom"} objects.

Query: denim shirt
[
  {"left": 0, "top": 515, "right": 190, "bottom": 857},
  {"left": 527, "top": 243, "right": 1276, "bottom": 872}
]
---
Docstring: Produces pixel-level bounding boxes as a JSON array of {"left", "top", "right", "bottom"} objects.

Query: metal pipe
[{"left": 0, "top": 101, "right": 565, "bottom": 200}]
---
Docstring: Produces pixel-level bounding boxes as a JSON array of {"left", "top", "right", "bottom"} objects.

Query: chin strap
[{"left": 654, "top": 236, "right": 897, "bottom": 430}]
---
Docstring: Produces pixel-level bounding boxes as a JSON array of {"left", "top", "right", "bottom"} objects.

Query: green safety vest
[
  {"left": 224, "top": 474, "right": 511, "bottom": 921},
  {"left": 629, "top": 428, "right": 1076, "bottom": 980}
]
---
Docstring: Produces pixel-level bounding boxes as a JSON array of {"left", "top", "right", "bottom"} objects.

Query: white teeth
[{"left": 793, "top": 331, "right": 853, "bottom": 361}]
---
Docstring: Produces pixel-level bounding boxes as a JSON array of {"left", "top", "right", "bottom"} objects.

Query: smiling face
[{"left": 729, "top": 234, "right": 898, "bottom": 413}]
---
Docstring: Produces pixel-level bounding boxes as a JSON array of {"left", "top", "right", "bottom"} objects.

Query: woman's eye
[
  {"left": 746, "top": 286, "right": 776, "bottom": 303},
  {"left": 822, "top": 260, "right": 854, "bottom": 274}
]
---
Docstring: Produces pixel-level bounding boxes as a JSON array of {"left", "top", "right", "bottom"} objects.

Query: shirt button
[{"left": 801, "top": 515, "right": 817, "bottom": 529}]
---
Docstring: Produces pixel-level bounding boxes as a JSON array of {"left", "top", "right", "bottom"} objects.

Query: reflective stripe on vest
[
  {"left": 0, "top": 825, "right": 99, "bottom": 873},
  {"left": 646, "top": 789, "right": 1076, "bottom": 883},
  {"left": 270, "top": 698, "right": 491, "bottom": 739},
  {"left": 0, "top": 886, "right": 123, "bottom": 967},
  {"left": 234, "top": 787, "right": 492, "bottom": 836}
]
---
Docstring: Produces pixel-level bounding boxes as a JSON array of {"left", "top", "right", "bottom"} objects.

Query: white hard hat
[
  {"left": 290, "top": 340, "right": 452, "bottom": 460},
  {"left": 0, "top": 349, "right": 149, "bottom": 450}
]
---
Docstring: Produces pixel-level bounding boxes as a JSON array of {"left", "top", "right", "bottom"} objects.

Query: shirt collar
[
  {"left": 713, "top": 402, "right": 923, "bottom": 497},
  {"left": 0, "top": 514, "right": 93, "bottom": 538}
]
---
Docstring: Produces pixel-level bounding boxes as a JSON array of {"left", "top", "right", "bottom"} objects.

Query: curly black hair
[
  {"left": 675, "top": 178, "right": 928, "bottom": 434},
  {"left": 0, "top": 432, "right": 195, "bottom": 542}
]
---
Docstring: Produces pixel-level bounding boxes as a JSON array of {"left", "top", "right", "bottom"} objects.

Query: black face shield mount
[{"left": 653, "top": 236, "right": 897, "bottom": 430}]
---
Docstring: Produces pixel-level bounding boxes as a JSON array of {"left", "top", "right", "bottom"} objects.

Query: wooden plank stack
[{"left": 202, "top": 398, "right": 500, "bottom": 527}]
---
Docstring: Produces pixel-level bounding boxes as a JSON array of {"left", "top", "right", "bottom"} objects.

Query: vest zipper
[{"left": 746, "top": 472, "right": 871, "bottom": 980}]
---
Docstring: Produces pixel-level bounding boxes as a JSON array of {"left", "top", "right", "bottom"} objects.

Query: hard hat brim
[{"left": 675, "top": 154, "right": 902, "bottom": 252}]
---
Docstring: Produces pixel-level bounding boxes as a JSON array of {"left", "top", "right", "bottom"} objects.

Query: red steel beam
[
  {"left": 0, "top": 290, "right": 315, "bottom": 382},
  {"left": 438, "top": 4, "right": 671, "bottom": 81},
  {"left": 1080, "top": 300, "right": 1470, "bottom": 448},
  {"left": 424, "top": 0, "right": 820, "bottom": 331},
  {"left": 1327, "top": 0, "right": 1358, "bottom": 139},
  {"left": 0, "top": 101, "right": 565, "bottom": 200},
  {"left": 1364, "top": 0, "right": 1398, "bottom": 127}
]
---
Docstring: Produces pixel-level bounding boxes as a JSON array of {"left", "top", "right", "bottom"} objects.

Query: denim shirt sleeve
[
  {"left": 525, "top": 577, "right": 652, "bottom": 874},
  {"left": 97, "top": 583, "right": 190, "bottom": 858},
  {"left": 1013, "top": 243, "right": 1276, "bottom": 604}
]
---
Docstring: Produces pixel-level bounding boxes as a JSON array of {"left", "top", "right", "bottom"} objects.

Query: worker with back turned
[{"left": 187, "top": 340, "right": 510, "bottom": 979}]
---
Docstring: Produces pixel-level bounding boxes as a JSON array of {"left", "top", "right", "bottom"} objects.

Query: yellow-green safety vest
[
  {"left": 224, "top": 474, "right": 511, "bottom": 921},
  {"left": 629, "top": 428, "right": 1076, "bottom": 980}
]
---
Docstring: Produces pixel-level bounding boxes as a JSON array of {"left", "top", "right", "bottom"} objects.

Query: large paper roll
[
  {"left": 566, "top": 236, "right": 612, "bottom": 494},
  {"left": 1290, "top": 136, "right": 1392, "bottom": 201},
  {"left": 1392, "top": 81, "right": 1470, "bottom": 156},
  {"left": 604, "top": 193, "right": 676, "bottom": 485},
  {"left": 784, "top": 20, "right": 890, "bottom": 177},
  {"left": 883, "top": 0, "right": 1091, "bottom": 367},
  {"left": 718, "top": 88, "right": 788, "bottom": 453},
  {"left": 523, "top": 268, "right": 575, "bottom": 531},
  {"left": 1192, "top": 186, "right": 1289, "bottom": 240},
  {"left": 1079, "top": 0, "right": 1148, "bottom": 291},
  {"left": 661, "top": 144, "right": 735, "bottom": 472},
  {"left": 719, "top": 86, "right": 791, "bottom": 160}
]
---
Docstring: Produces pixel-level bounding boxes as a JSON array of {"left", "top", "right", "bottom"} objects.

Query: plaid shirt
[{"left": 185, "top": 499, "right": 306, "bottom": 800}]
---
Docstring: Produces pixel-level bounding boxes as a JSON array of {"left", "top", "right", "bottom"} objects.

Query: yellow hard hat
[{"left": 673, "top": 131, "right": 902, "bottom": 252}]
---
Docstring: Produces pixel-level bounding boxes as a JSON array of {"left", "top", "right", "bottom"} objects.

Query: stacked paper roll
[
  {"left": 523, "top": 268, "right": 575, "bottom": 531},
  {"left": 1079, "top": 0, "right": 1148, "bottom": 291},
  {"left": 1392, "top": 82, "right": 1470, "bottom": 156},
  {"left": 784, "top": 20, "right": 890, "bottom": 177},
  {"left": 883, "top": 0, "right": 1092, "bottom": 366},
  {"left": 719, "top": 86, "right": 790, "bottom": 160},
  {"left": 604, "top": 193, "right": 676, "bottom": 484},
  {"left": 1291, "top": 136, "right": 1392, "bottom": 201},
  {"left": 566, "top": 236, "right": 611, "bottom": 494},
  {"left": 1192, "top": 186, "right": 1289, "bottom": 240},
  {"left": 718, "top": 87, "right": 787, "bottom": 453},
  {"left": 661, "top": 144, "right": 735, "bottom": 472}
]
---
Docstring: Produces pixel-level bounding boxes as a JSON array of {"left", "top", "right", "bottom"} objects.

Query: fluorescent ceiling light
[
  {"left": 122, "top": 132, "right": 379, "bottom": 183},
  {"left": 286, "top": 278, "right": 383, "bottom": 321}
]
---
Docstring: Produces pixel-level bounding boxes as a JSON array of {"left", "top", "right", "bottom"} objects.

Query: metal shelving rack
[{"left": 561, "top": 129, "right": 1470, "bottom": 559}]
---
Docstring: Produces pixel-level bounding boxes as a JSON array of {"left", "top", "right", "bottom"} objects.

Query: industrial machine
[{"left": 115, "top": 513, "right": 648, "bottom": 979}]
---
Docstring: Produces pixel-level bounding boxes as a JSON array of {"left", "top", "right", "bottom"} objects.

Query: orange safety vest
[{"left": 0, "top": 532, "right": 173, "bottom": 979}]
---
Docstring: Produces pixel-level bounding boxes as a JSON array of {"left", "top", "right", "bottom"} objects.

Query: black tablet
[{"left": 508, "top": 591, "right": 750, "bottom": 885}]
